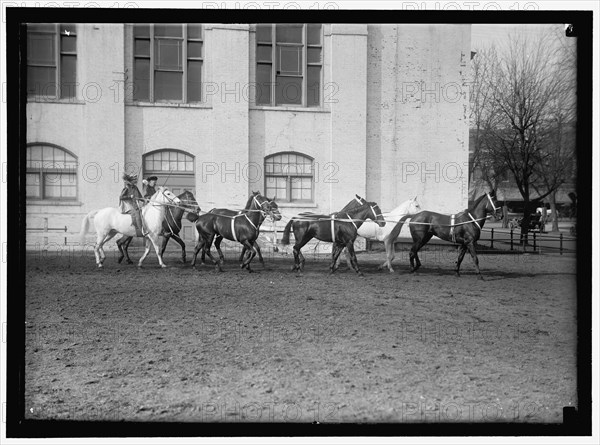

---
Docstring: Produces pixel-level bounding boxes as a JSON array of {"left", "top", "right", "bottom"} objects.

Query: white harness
[{"left": 231, "top": 211, "right": 259, "bottom": 242}]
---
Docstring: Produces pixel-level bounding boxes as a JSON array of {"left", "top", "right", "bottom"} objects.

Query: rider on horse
[
  {"left": 119, "top": 173, "right": 146, "bottom": 236},
  {"left": 142, "top": 175, "right": 158, "bottom": 200}
]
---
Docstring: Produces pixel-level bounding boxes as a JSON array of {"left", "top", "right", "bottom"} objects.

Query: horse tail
[
  {"left": 387, "top": 213, "right": 412, "bottom": 242},
  {"left": 79, "top": 210, "right": 98, "bottom": 244},
  {"left": 281, "top": 219, "right": 294, "bottom": 245}
]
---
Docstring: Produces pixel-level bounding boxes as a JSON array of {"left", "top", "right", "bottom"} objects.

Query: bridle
[{"left": 486, "top": 192, "right": 501, "bottom": 216}]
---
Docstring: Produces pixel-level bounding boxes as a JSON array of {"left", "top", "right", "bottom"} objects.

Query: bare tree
[{"left": 472, "top": 29, "right": 576, "bottom": 242}]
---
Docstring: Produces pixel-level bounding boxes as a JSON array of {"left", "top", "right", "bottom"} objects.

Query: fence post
[
  {"left": 510, "top": 229, "right": 514, "bottom": 251},
  {"left": 560, "top": 233, "right": 563, "bottom": 255},
  {"left": 490, "top": 228, "right": 494, "bottom": 249},
  {"left": 533, "top": 232, "right": 537, "bottom": 251}
]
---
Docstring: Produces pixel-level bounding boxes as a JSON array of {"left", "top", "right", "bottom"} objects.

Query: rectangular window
[
  {"left": 264, "top": 153, "right": 314, "bottom": 203},
  {"left": 27, "top": 23, "right": 77, "bottom": 99},
  {"left": 256, "top": 23, "right": 323, "bottom": 107},
  {"left": 133, "top": 23, "right": 203, "bottom": 103}
]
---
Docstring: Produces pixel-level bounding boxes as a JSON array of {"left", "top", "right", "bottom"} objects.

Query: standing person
[{"left": 143, "top": 176, "right": 158, "bottom": 200}]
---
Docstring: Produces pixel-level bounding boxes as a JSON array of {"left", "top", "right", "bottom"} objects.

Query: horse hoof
[
  {"left": 97, "top": 264, "right": 103, "bottom": 269},
  {"left": 161, "top": 264, "right": 167, "bottom": 268},
  {"left": 388, "top": 268, "right": 395, "bottom": 273},
  {"left": 126, "top": 260, "right": 133, "bottom": 265},
  {"left": 117, "top": 257, "right": 123, "bottom": 264}
]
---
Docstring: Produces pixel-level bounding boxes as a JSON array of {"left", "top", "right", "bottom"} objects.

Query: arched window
[
  {"left": 265, "top": 152, "right": 314, "bottom": 203},
  {"left": 143, "top": 149, "right": 195, "bottom": 174},
  {"left": 26, "top": 143, "right": 78, "bottom": 200}
]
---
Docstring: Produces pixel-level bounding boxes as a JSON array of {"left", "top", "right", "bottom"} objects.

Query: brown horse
[
  {"left": 281, "top": 201, "right": 386, "bottom": 275},
  {"left": 191, "top": 192, "right": 281, "bottom": 272},
  {"left": 386, "top": 192, "right": 502, "bottom": 279}
]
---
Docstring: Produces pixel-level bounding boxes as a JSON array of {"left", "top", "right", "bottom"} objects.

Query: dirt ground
[{"left": 24, "top": 246, "right": 578, "bottom": 423}]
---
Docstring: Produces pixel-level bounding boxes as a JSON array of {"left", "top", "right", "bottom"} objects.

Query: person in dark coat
[
  {"left": 119, "top": 173, "right": 146, "bottom": 236},
  {"left": 143, "top": 176, "right": 158, "bottom": 201}
]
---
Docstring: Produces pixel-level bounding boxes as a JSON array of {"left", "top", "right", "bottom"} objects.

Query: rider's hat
[
  {"left": 146, "top": 175, "right": 158, "bottom": 182},
  {"left": 122, "top": 173, "right": 138, "bottom": 183}
]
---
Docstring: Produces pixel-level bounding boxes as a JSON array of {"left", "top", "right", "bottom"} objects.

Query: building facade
[{"left": 25, "top": 23, "right": 471, "bottom": 249}]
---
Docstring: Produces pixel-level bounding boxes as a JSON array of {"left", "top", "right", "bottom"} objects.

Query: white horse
[
  {"left": 79, "top": 187, "right": 181, "bottom": 268},
  {"left": 340, "top": 197, "right": 422, "bottom": 272}
]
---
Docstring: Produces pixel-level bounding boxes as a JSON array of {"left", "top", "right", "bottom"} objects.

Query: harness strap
[
  {"left": 245, "top": 213, "right": 258, "bottom": 230},
  {"left": 346, "top": 213, "right": 358, "bottom": 230},
  {"left": 231, "top": 212, "right": 240, "bottom": 242},
  {"left": 468, "top": 212, "right": 482, "bottom": 230},
  {"left": 450, "top": 214, "right": 456, "bottom": 243},
  {"left": 331, "top": 215, "right": 335, "bottom": 244}
]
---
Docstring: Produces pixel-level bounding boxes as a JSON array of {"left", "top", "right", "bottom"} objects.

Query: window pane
[
  {"left": 161, "top": 160, "right": 169, "bottom": 170},
  {"left": 28, "top": 146, "right": 43, "bottom": 161},
  {"left": 155, "top": 71, "right": 183, "bottom": 101},
  {"left": 154, "top": 24, "right": 183, "bottom": 38},
  {"left": 256, "top": 64, "right": 272, "bottom": 105},
  {"left": 60, "top": 54, "right": 77, "bottom": 98},
  {"left": 61, "top": 24, "right": 77, "bottom": 35},
  {"left": 134, "top": 39, "right": 150, "bottom": 57},
  {"left": 60, "top": 35, "right": 76, "bottom": 53},
  {"left": 256, "top": 24, "right": 272, "bottom": 43},
  {"left": 26, "top": 174, "right": 40, "bottom": 198},
  {"left": 42, "top": 146, "right": 54, "bottom": 161},
  {"left": 307, "top": 65, "right": 321, "bottom": 107},
  {"left": 28, "top": 33, "right": 55, "bottom": 65},
  {"left": 187, "top": 60, "right": 202, "bottom": 102},
  {"left": 177, "top": 152, "right": 184, "bottom": 162},
  {"left": 187, "top": 24, "right": 202, "bottom": 40},
  {"left": 307, "top": 24, "right": 322, "bottom": 45},
  {"left": 134, "top": 24, "right": 150, "bottom": 38},
  {"left": 170, "top": 161, "right": 178, "bottom": 171},
  {"left": 62, "top": 185, "right": 77, "bottom": 198},
  {"left": 278, "top": 46, "right": 302, "bottom": 75},
  {"left": 307, "top": 47, "right": 321, "bottom": 64},
  {"left": 256, "top": 44, "right": 272, "bottom": 63},
  {"left": 178, "top": 161, "right": 185, "bottom": 171},
  {"left": 133, "top": 58, "right": 150, "bottom": 101},
  {"left": 187, "top": 41, "right": 202, "bottom": 59},
  {"left": 155, "top": 39, "right": 182, "bottom": 70},
  {"left": 185, "top": 161, "right": 193, "bottom": 171},
  {"left": 276, "top": 24, "right": 303, "bottom": 44},
  {"left": 169, "top": 151, "right": 176, "bottom": 160},
  {"left": 145, "top": 158, "right": 153, "bottom": 170},
  {"left": 276, "top": 76, "right": 302, "bottom": 105},
  {"left": 28, "top": 66, "right": 56, "bottom": 96}
]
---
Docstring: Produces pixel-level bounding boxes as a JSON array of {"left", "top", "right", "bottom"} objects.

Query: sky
[{"left": 471, "top": 23, "right": 568, "bottom": 51}]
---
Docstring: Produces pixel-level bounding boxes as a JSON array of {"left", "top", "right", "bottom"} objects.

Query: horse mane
[
  {"left": 244, "top": 192, "right": 260, "bottom": 210},
  {"left": 469, "top": 193, "right": 488, "bottom": 211}
]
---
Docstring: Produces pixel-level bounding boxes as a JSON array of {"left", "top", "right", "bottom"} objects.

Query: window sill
[
  {"left": 275, "top": 202, "right": 318, "bottom": 208},
  {"left": 27, "top": 200, "right": 83, "bottom": 206},
  {"left": 27, "top": 97, "right": 86, "bottom": 105},
  {"left": 127, "top": 101, "right": 212, "bottom": 109},
  {"left": 250, "top": 106, "right": 330, "bottom": 113}
]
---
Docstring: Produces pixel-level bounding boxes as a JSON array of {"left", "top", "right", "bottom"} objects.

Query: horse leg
[
  {"left": 191, "top": 235, "right": 205, "bottom": 268},
  {"left": 410, "top": 232, "right": 433, "bottom": 273},
  {"left": 98, "top": 231, "right": 117, "bottom": 266},
  {"left": 455, "top": 245, "right": 468, "bottom": 277},
  {"left": 201, "top": 234, "right": 222, "bottom": 272},
  {"left": 137, "top": 237, "right": 152, "bottom": 268},
  {"left": 159, "top": 234, "right": 170, "bottom": 261},
  {"left": 329, "top": 244, "right": 344, "bottom": 274},
  {"left": 343, "top": 247, "right": 353, "bottom": 269},
  {"left": 240, "top": 240, "right": 257, "bottom": 272},
  {"left": 123, "top": 236, "right": 134, "bottom": 264},
  {"left": 381, "top": 237, "right": 395, "bottom": 273},
  {"left": 466, "top": 242, "right": 483, "bottom": 280},
  {"left": 214, "top": 235, "right": 225, "bottom": 264},
  {"left": 345, "top": 241, "right": 363, "bottom": 276},
  {"left": 170, "top": 233, "right": 186, "bottom": 264},
  {"left": 116, "top": 236, "right": 125, "bottom": 264},
  {"left": 255, "top": 243, "right": 265, "bottom": 267},
  {"left": 148, "top": 233, "right": 167, "bottom": 268},
  {"left": 94, "top": 232, "right": 106, "bottom": 268},
  {"left": 293, "top": 232, "right": 314, "bottom": 273}
]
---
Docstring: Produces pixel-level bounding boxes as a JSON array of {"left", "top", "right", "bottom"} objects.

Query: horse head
[
  {"left": 179, "top": 190, "right": 201, "bottom": 222},
  {"left": 154, "top": 186, "right": 181, "bottom": 206},
  {"left": 484, "top": 191, "right": 502, "bottom": 220},
  {"left": 369, "top": 202, "right": 386, "bottom": 227},
  {"left": 267, "top": 196, "right": 283, "bottom": 221}
]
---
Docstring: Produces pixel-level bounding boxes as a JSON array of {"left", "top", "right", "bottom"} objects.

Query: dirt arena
[{"left": 24, "top": 247, "right": 577, "bottom": 423}]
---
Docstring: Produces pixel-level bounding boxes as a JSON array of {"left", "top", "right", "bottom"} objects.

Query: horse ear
[{"left": 271, "top": 196, "right": 276, "bottom": 202}]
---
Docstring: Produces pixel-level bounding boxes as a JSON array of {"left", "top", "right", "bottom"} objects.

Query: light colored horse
[
  {"left": 79, "top": 187, "right": 181, "bottom": 268},
  {"left": 341, "top": 197, "right": 422, "bottom": 272}
]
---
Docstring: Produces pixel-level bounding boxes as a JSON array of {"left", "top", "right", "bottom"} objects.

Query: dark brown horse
[
  {"left": 116, "top": 190, "right": 200, "bottom": 264},
  {"left": 202, "top": 194, "right": 368, "bottom": 267},
  {"left": 281, "top": 201, "right": 386, "bottom": 275},
  {"left": 191, "top": 192, "right": 281, "bottom": 272},
  {"left": 386, "top": 192, "right": 501, "bottom": 279}
]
